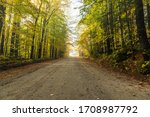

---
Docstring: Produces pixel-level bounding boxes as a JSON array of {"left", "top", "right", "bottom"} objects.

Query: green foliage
[
  {"left": 112, "top": 49, "right": 132, "bottom": 63},
  {"left": 78, "top": 0, "right": 150, "bottom": 76},
  {"left": 0, "top": 0, "right": 68, "bottom": 62},
  {"left": 140, "top": 61, "right": 150, "bottom": 75},
  {"left": 0, "top": 55, "right": 8, "bottom": 61}
]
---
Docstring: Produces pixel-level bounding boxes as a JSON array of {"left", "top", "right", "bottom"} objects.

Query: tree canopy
[{"left": 0, "top": 0, "right": 68, "bottom": 60}]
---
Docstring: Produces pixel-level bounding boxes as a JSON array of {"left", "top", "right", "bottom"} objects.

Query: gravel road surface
[{"left": 0, "top": 58, "right": 150, "bottom": 100}]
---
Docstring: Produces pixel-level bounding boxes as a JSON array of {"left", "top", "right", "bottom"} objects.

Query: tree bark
[
  {"left": 118, "top": 0, "right": 125, "bottom": 47},
  {"left": 147, "top": 0, "right": 150, "bottom": 33},
  {"left": 30, "top": 1, "right": 43, "bottom": 59},
  {"left": 0, "top": 4, "right": 6, "bottom": 55},
  {"left": 135, "top": 0, "right": 150, "bottom": 60},
  {"left": 10, "top": 22, "right": 20, "bottom": 58},
  {"left": 38, "top": 18, "right": 46, "bottom": 59}
]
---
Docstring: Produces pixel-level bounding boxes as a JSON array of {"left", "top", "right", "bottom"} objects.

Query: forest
[
  {"left": 0, "top": 0, "right": 150, "bottom": 100},
  {"left": 0, "top": 0, "right": 150, "bottom": 77},
  {"left": 78, "top": 0, "right": 150, "bottom": 76},
  {"left": 0, "top": 0, "right": 68, "bottom": 68}
]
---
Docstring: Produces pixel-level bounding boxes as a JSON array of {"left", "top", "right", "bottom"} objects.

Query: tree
[
  {"left": 0, "top": 0, "right": 68, "bottom": 60},
  {"left": 146, "top": 0, "right": 150, "bottom": 35},
  {"left": 0, "top": 1, "right": 6, "bottom": 55},
  {"left": 135, "top": 0, "right": 150, "bottom": 60},
  {"left": 79, "top": 0, "right": 150, "bottom": 61}
]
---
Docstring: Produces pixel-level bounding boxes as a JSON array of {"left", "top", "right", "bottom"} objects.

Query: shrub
[
  {"left": 0, "top": 55, "right": 9, "bottom": 61},
  {"left": 112, "top": 49, "right": 132, "bottom": 63},
  {"left": 140, "top": 61, "right": 150, "bottom": 75}
]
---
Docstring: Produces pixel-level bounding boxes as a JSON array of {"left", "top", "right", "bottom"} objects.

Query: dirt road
[{"left": 0, "top": 58, "right": 150, "bottom": 100}]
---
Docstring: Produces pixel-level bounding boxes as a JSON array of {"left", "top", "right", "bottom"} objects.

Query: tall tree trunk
[
  {"left": 124, "top": 0, "right": 132, "bottom": 47},
  {"left": 147, "top": 0, "right": 150, "bottom": 35},
  {"left": 10, "top": 22, "right": 20, "bottom": 58},
  {"left": 0, "top": 4, "right": 6, "bottom": 55},
  {"left": 10, "top": 30, "right": 15, "bottom": 57},
  {"left": 0, "top": 27, "right": 5, "bottom": 55},
  {"left": 50, "top": 39, "right": 54, "bottom": 59},
  {"left": 5, "top": 7, "right": 12, "bottom": 56},
  {"left": 51, "top": 39, "right": 55, "bottom": 59},
  {"left": 30, "top": 33, "right": 35, "bottom": 59},
  {"left": 109, "top": 0, "right": 114, "bottom": 51},
  {"left": 43, "top": 29, "right": 48, "bottom": 58},
  {"left": 55, "top": 47, "right": 57, "bottom": 59},
  {"left": 118, "top": 0, "right": 125, "bottom": 47},
  {"left": 14, "top": 25, "right": 20, "bottom": 58},
  {"left": 30, "top": 2, "right": 43, "bottom": 59},
  {"left": 105, "top": 0, "right": 113, "bottom": 54},
  {"left": 135, "top": 0, "right": 150, "bottom": 60},
  {"left": 30, "top": 18, "right": 38, "bottom": 59},
  {"left": 38, "top": 18, "right": 46, "bottom": 59}
]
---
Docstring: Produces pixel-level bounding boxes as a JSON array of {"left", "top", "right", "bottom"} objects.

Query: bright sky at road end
[{"left": 65, "top": 0, "right": 82, "bottom": 57}]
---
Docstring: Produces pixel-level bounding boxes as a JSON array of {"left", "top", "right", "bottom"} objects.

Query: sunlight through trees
[{"left": 0, "top": 0, "right": 68, "bottom": 60}]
